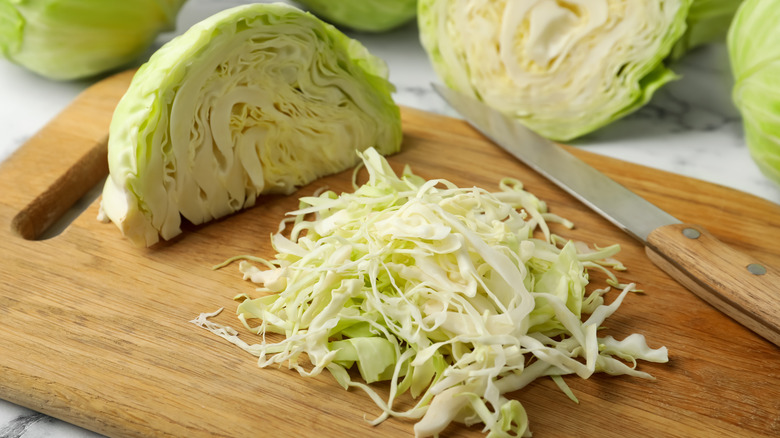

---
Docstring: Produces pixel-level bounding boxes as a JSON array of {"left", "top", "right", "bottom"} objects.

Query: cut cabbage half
[
  {"left": 98, "top": 3, "right": 402, "bottom": 247},
  {"left": 418, "top": 0, "right": 692, "bottom": 141}
]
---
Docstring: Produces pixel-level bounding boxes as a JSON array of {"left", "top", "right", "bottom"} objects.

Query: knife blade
[{"left": 434, "top": 83, "right": 780, "bottom": 347}]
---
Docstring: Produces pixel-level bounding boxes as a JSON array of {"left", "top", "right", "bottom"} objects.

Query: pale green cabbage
[
  {"left": 194, "top": 147, "right": 668, "bottom": 437},
  {"left": 418, "top": 0, "right": 692, "bottom": 141},
  {"left": 0, "top": 0, "right": 187, "bottom": 80},
  {"left": 728, "top": 0, "right": 780, "bottom": 186},
  {"left": 295, "top": 0, "right": 417, "bottom": 32},
  {"left": 670, "top": 0, "right": 744, "bottom": 59},
  {"left": 98, "top": 3, "right": 402, "bottom": 247}
]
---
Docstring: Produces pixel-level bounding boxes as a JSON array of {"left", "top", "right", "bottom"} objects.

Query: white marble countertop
[{"left": 1, "top": 1, "right": 779, "bottom": 437}]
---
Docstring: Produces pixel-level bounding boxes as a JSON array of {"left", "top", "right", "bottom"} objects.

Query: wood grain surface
[{"left": 0, "top": 70, "right": 778, "bottom": 438}]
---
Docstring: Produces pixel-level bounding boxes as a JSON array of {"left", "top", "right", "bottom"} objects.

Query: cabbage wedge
[
  {"left": 0, "top": 0, "right": 187, "bottom": 80},
  {"left": 98, "top": 3, "right": 402, "bottom": 247},
  {"left": 418, "top": 0, "right": 692, "bottom": 141}
]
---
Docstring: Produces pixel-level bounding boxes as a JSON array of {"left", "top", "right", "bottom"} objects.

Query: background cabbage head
[
  {"left": 294, "top": 0, "right": 417, "bottom": 32},
  {"left": 0, "top": 0, "right": 187, "bottom": 80},
  {"left": 99, "top": 3, "right": 402, "bottom": 247},
  {"left": 418, "top": 0, "right": 692, "bottom": 142},
  {"left": 670, "top": 0, "right": 743, "bottom": 59},
  {"left": 728, "top": 0, "right": 780, "bottom": 187}
]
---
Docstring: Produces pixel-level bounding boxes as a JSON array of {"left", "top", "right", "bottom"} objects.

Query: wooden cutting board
[{"left": 1, "top": 69, "right": 778, "bottom": 438}]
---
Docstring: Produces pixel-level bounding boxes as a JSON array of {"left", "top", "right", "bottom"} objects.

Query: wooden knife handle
[{"left": 645, "top": 223, "right": 780, "bottom": 347}]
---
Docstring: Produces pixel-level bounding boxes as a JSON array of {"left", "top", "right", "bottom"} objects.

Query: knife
[{"left": 433, "top": 84, "right": 780, "bottom": 347}]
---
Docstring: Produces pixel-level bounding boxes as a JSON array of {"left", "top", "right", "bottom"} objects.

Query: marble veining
[
  {"left": 0, "top": 412, "right": 50, "bottom": 438},
  {"left": 1, "top": 1, "right": 779, "bottom": 437},
  {"left": 622, "top": 86, "right": 740, "bottom": 134},
  {"left": 0, "top": 400, "right": 101, "bottom": 438}
]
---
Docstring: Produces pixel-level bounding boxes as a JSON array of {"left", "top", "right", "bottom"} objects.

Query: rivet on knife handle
[{"left": 645, "top": 223, "right": 780, "bottom": 346}]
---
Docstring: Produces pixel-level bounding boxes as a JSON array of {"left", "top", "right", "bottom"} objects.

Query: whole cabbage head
[
  {"left": 418, "top": 0, "right": 692, "bottom": 141},
  {"left": 98, "top": 3, "right": 402, "bottom": 247},
  {"left": 0, "top": 0, "right": 187, "bottom": 80},
  {"left": 670, "top": 0, "right": 744, "bottom": 59},
  {"left": 294, "top": 0, "right": 417, "bottom": 32},
  {"left": 728, "top": 0, "right": 780, "bottom": 187}
]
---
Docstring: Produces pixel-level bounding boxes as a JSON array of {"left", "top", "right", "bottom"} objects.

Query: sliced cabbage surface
[
  {"left": 99, "top": 3, "right": 402, "bottom": 247},
  {"left": 418, "top": 0, "right": 692, "bottom": 141},
  {"left": 295, "top": 0, "right": 418, "bottom": 32},
  {"left": 0, "top": 0, "right": 186, "bottom": 80}
]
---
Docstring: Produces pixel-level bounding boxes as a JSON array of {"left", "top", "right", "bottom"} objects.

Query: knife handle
[{"left": 645, "top": 223, "right": 780, "bottom": 347}]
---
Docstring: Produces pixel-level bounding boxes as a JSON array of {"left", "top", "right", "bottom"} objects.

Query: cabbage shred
[{"left": 193, "top": 147, "right": 668, "bottom": 437}]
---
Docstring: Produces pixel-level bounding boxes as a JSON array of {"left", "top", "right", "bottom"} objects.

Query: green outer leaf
[
  {"left": 0, "top": 0, "right": 24, "bottom": 57},
  {"left": 295, "top": 0, "right": 417, "bottom": 32},
  {"left": 417, "top": 0, "right": 692, "bottom": 141},
  {"left": 0, "top": 0, "right": 187, "bottom": 80},
  {"left": 99, "top": 3, "right": 402, "bottom": 247},
  {"left": 728, "top": 0, "right": 780, "bottom": 186}
]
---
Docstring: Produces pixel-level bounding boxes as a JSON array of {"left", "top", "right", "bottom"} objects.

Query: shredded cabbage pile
[{"left": 193, "top": 147, "right": 668, "bottom": 437}]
